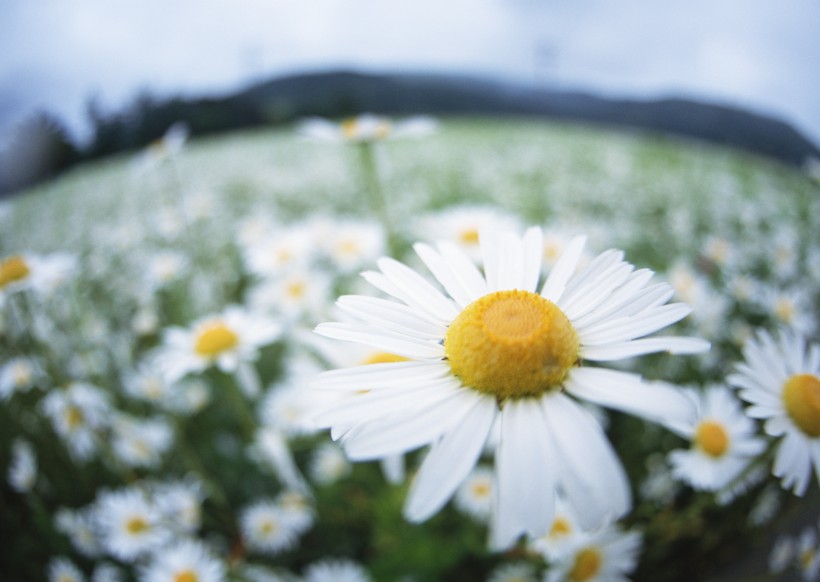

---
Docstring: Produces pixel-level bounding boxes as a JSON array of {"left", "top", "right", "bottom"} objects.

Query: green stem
[{"left": 356, "top": 142, "right": 400, "bottom": 257}]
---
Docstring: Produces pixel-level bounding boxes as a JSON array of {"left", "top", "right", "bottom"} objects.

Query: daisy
[
  {"left": 0, "top": 251, "right": 75, "bottom": 303},
  {"left": 413, "top": 206, "right": 522, "bottom": 261},
  {"left": 728, "top": 328, "right": 820, "bottom": 495},
  {"left": 90, "top": 563, "right": 123, "bottom": 582},
  {"left": 486, "top": 562, "right": 538, "bottom": 582},
  {"left": 153, "top": 479, "right": 205, "bottom": 533},
  {"left": 7, "top": 439, "right": 37, "bottom": 493},
  {"left": 769, "top": 534, "right": 796, "bottom": 574},
  {"left": 275, "top": 489, "right": 315, "bottom": 534},
  {"left": 94, "top": 487, "right": 170, "bottom": 562},
  {"left": 140, "top": 539, "right": 226, "bottom": 582},
  {"left": 247, "top": 266, "right": 332, "bottom": 323},
  {"left": 667, "top": 386, "right": 766, "bottom": 493},
  {"left": 528, "top": 495, "right": 583, "bottom": 561},
  {"left": 301, "top": 557, "right": 372, "bottom": 582},
  {"left": 40, "top": 382, "right": 111, "bottom": 462},
  {"left": 798, "top": 526, "right": 820, "bottom": 582},
  {"left": 110, "top": 414, "right": 173, "bottom": 469},
  {"left": 298, "top": 113, "right": 436, "bottom": 144},
  {"left": 453, "top": 465, "right": 494, "bottom": 523},
  {"left": 155, "top": 305, "right": 281, "bottom": 383},
  {"left": 55, "top": 506, "right": 101, "bottom": 557},
  {"left": 315, "top": 217, "right": 386, "bottom": 274},
  {"left": 241, "top": 223, "right": 316, "bottom": 279},
  {"left": 0, "top": 356, "right": 44, "bottom": 400},
  {"left": 240, "top": 500, "right": 301, "bottom": 555},
  {"left": 310, "top": 227, "right": 706, "bottom": 548},
  {"left": 47, "top": 557, "right": 86, "bottom": 582},
  {"left": 544, "top": 525, "right": 642, "bottom": 582},
  {"left": 309, "top": 441, "right": 351, "bottom": 486}
]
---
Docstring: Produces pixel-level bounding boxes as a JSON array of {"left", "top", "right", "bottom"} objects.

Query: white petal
[
  {"left": 521, "top": 227, "right": 544, "bottom": 293},
  {"left": 437, "top": 241, "right": 488, "bottom": 300},
  {"left": 480, "top": 230, "right": 504, "bottom": 292},
  {"left": 413, "top": 242, "right": 475, "bottom": 308},
  {"left": 377, "top": 257, "right": 460, "bottom": 321},
  {"left": 312, "top": 360, "right": 449, "bottom": 392},
  {"left": 581, "top": 336, "right": 710, "bottom": 361},
  {"left": 540, "top": 392, "right": 630, "bottom": 528},
  {"left": 343, "top": 389, "right": 476, "bottom": 459},
  {"left": 558, "top": 262, "right": 634, "bottom": 321},
  {"left": 336, "top": 295, "right": 446, "bottom": 338},
  {"left": 579, "top": 303, "right": 693, "bottom": 345},
  {"left": 491, "top": 398, "right": 555, "bottom": 549},
  {"left": 404, "top": 394, "right": 497, "bottom": 522},
  {"left": 566, "top": 367, "right": 697, "bottom": 428},
  {"left": 540, "top": 235, "right": 586, "bottom": 302},
  {"left": 315, "top": 322, "right": 445, "bottom": 359}
]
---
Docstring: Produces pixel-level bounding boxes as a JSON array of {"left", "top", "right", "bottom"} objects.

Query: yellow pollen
[
  {"left": 694, "top": 420, "right": 730, "bottom": 457},
  {"left": 174, "top": 570, "right": 199, "bottom": 582},
  {"left": 569, "top": 546, "right": 603, "bottom": 581},
  {"left": 783, "top": 374, "right": 820, "bottom": 437},
  {"left": 361, "top": 352, "right": 410, "bottom": 365},
  {"left": 549, "top": 517, "right": 573, "bottom": 538},
  {"left": 459, "top": 228, "right": 480, "bottom": 245},
  {"left": 0, "top": 255, "right": 30, "bottom": 289},
  {"left": 194, "top": 322, "right": 238, "bottom": 358},
  {"left": 125, "top": 516, "right": 149, "bottom": 534},
  {"left": 445, "top": 290, "right": 579, "bottom": 399}
]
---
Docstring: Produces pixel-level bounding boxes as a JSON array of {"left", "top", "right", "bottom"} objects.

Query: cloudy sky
[{"left": 1, "top": 0, "right": 818, "bottom": 147}]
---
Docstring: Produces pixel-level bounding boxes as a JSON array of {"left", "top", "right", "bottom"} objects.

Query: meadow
[{"left": 1, "top": 116, "right": 819, "bottom": 581}]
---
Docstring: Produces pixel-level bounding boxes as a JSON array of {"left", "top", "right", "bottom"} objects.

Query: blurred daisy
[
  {"left": 249, "top": 427, "right": 309, "bottom": 493},
  {"left": 545, "top": 525, "right": 642, "bottom": 582},
  {"left": 667, "top": 386, "right": 766, "bottom": 493},
  {"left": 311, "top": 227, "right": 706, "bottom": 548},
  {"left": 110, "top": 414, "right": 173, "bottom": 469},
  {"left": 247, "top": 267, "right": 332, "bottom": 323},
  {"left": 94, "top": 487, "right": 169, "bottom": 562},
  {"left": 275, "top": 489, "right": 315, "bottom": 534},
  {"left": 155, "top": 305, "right": 281, "bottom": 383},
  {"left": 0, "top": 356, "right": 44, "bottom": 400},
  {"left": 241, "top": 223, "right": 316, "bottom": 279},
  {"left": 454, "top": 465, "right": 494, "bottom": 523},
  {"left": 760, "top": 285, "right": 816, "bottom": 336},
  {"left": 142, "top": 249, "right": 189, "bottom": 291},
  {"left": 240, "top": 500, "right": 301, "bottom": 555},
  {"left": 90, "top": 563, "right": 123, "bottom": 582},
  {"left": 799, "top": 526, "right": 820, "bottom": 582},
  {"left": 47, "top": 557, "right": 86, "bottom": 582},
  {"left": 0, "top": 251, "right": 75, "bottom": 303},
  {"left": 133, "top": 122, "right": 189, "bottom": 171},
  {"left": 315, "top": 217, "right": 386, "bottom": 274},
  {"left": 486, "top": 562, "right": 537, "bottom": 582},
  {"left": 40, "top": 382, "right": 111, "bottom": 462},
  {"left": 153, "top": 479, "right": 205, "bottom": 533},
  {"left": 55, "top": 506, "right": 101, "bottom": 557},
  {"left": 413, "top": 206, "right": 521, "bottom": 261},
  {"left": 140, "top": 539, "right": 226, "bottom": 582},
  {"left": 528, "top": 495, "right": 583, "bottom": 561},
  {"left": 298, "top": 113, "right": 436, "bottom": 144},
  {"left": 309, "top": 442, "right": 351, "bottom": 486},
  {"left": 769, "top": 534, "right": 796, "bottom": 574},
  {"left": 728, "top": 328, "right": 820, "bottom": 495},
  {"left": 301, "top": 557, "right": 372, "bottom": 582},
  {"left": 122, "top": 360, "right": 173, "bottom": 405},
  {"left": 7, "top": 439, "right": 37, "bottom": 493}
]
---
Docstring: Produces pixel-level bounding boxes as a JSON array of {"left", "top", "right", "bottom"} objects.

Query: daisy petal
[
  {"left": 404, "top": 394, "right": 497, "bottom": 522},
  {"left": 437, "top": 240, "right": 488, "bottom": 300},
  {"left": 579, "top": 303, "right": 693, "bottom": 345},
  {"left": 336, "top": 295, "right": 446, "bottom": 338},
  {"left": 581, "top": 336, "right": 710, "bottom": 361},
  {"left": 377, "top": 257, "right": 460, "bottom": 321},
  {"left": 315, "top": 323, "right": 445, "bottom": 359},
  {"left": 540, "top": 235, "right": 586, "bottom": 302},
  {"left": 312, "top": 360, "right": 449, "bottom": 392},
  {"left": 413, "top": 243, "right": 476, "bottom": 308}
]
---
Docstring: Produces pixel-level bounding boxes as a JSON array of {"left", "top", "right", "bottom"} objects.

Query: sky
[{"left": 1, "top": 0, "right": 819, "bottom": 148}]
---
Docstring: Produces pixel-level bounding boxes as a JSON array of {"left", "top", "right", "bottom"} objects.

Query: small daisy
[
  {"left": 298, "top": 113, "right": 436, "bottom": 144},
  {"left": 310, "top": 227, "right": 706, "bottom": 548},
  {"left": 315, "top": 217, "right": 386, "bottom": 274},
  {"left": 247, "top": 266, "right": 332, "bottom": 323},
  {"left": 413, "top": 206, "right": 521, "bottom": 261},
  {"left": 47, "top": 557, "right": 86, "bottom": 582},
  {"left": 309, "top": 441, "right": 352, "bottom": 486},
  {"left": 122, "top": 360, "right": 173, "bottom": 405},
  {"left": 240, "top": 500, "right": 301, "bottom": 555},
  {"left": 110, "top": 414, "right": 173, "bottom": 469},
  {"left": 728, "top": 328, "right": 820, "bottom": 495},
  {"left": 454, "top": 465, "right": 494, "bottom": 523},
  {"left": 0, "top": 356, "right": 44, "bottom": 400},
  {"left": 769, "top": 534, "right": 796, "bottom": 574},
  {"left": 7, "top": 439, "right": 37, "bottom": 493},
  {"left": 0, "top": 251, "right": 75, "bottom": 303},
  {"left": 528, "top": 495, "right": 583, "bottom": 560},
  {"left": 40, "top": 382, "right": 111, "bottom": 462},
  {"left": 486, "top": 561, "right": 538, "bottom": 582},
  {"left": 94, "top": 487, "right": 170, "bottom": 562},
  {"left": 90, "top": 563, "right": 123, "bottom": 582},
  {"left": 55, "top": 506, "right": 101, "bottom": 557},
  {"left": 153, "top": 479, "right": 205, "bottom": 533},
  {"left": 545, "top": 525, "right": 642, "bottom": 582},
  {"left": 241, "top": 224, "right": 316, "bottom": 279},
  {"left": 155, "top": 305, "right": 281, "bottom": 383},
  {"left": 799, "top": 526, "right": 820, "bottom": 582},
  {"left": 142, "top": 249, "right": 189, "bottom": 291},
  {"left": 140, "top": 538, "right": 226, "bottom": 582},
  {"left": 275, "top": 489, "right": 315, "bottom": 534},
  {"left": 667, "top": 386, "right": 767, "bottom": 493},
  {"left": 301, "top": 557, "right": 372, "bottom": 582},
  {"left": 133, "top": 122, "right": 189, "bottom": 171}
]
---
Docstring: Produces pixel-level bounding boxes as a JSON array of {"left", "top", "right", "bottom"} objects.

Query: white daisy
[
  {"left": 90, "top": 563, "right": 123, "bottom": 582},
  {"left": 298, "top": 113, "right": 436, "bottom": 144},
  {"left": 155, "top": 305, "right": 281, "bottom": 383},
  {"left": 301, "top": 557, "right": 372, "bottom": 582},
  {"left": 241, "top": 223, "right": 316, "bottom": 279},
  {"left": 94, "top": 487, "right": 170, "bottom": 562},
  {"left": 140, "top": 538, "right": 226, "bottom": 582},
  {"left": 454, "top": 465, "right": 494, "bottom": 523},
  {"left": 47, "top": 557, "right": 86, "bottom": 582},
  {"left": 0, "top": 251, "right": 75, "bottom": 303},
  {"left": 40, "top": 382, "right": 111, "bottom": 462},
  {"left": 55, "top": 506, "right": 101, "bottom": 557},
  {"left": 309, "top": 441, "right": 352, "bottom": 486},
  {"left": 153, "top": 479, "right": 205, "bottom": 533},
  {"left": 769, "top": 534, "right": 796, "bottom": 574},
  {"left": 315, "top": 217, "right": 386, "bottom": 274},
  {"left": 310, "top": 227, "right": 706, "bottom": 548},
  {"left": 528, "top": 495, "right": 583, "bottom": 561},
  {"left": 0, "top": 356, "right": 44, "bottom": 400},
  {"left": 545, "top": 525, "right": 642, "bottom": 582},
  {"left": 142, "top": 249, "right": 189, "bottom": 291},
  {"left": 799, "top": 526, "right": 820, "bottom": 582},
  {"left": 486, "top": 561, "right": 537, "bottom": 582},
  {"left": 413, "top": 206, "right": 522, "bottom": 262},
  {"left": 7, "top": 439, "right": 36, "bottom": 493},
  {"left": 240, "top": 500, "right": 301, "bottom": 555},
  {"left": 110, "top": 414, "right": 173, "bottom": 469},
  {"left": 728, "top": 328, "right": 820, "bottom": 495},
  {"left": 667, "top": 386, "right": 767, "bottom": 493},
  {"left": 247, "top": 266, "right": 332, "bottom": 323},
  {"left": 275, "top": 489, "right": 315, "bottom": 534}
]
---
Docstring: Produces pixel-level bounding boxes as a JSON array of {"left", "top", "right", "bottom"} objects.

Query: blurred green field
[{"left": 1, "top": 117, "right": 819, "bottom": 582}]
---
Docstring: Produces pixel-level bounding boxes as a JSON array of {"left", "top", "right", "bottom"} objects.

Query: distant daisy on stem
[
  {"left": 728, "top": 328, "right": 820, "bottom": 495},
  {"left": 310, "top": 227, "right": 707, "bottom": 548}
]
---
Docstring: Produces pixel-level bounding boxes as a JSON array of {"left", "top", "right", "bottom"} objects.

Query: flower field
[{"left": 1, "top": 116, "right": 819, "bottom": 582}]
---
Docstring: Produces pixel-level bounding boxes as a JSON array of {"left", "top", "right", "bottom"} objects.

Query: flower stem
[{"left": 356, "top": 142, "right": 400, "bottom": 256}]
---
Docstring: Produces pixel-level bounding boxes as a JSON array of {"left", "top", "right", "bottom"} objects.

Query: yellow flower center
[
  {"left": 694, "top": 420, "right": 730, "bottom": 457},
  {"left": 549, "top": 517, "right": 573, "bottom": 538},
  {"left": 0, "top": 255, "right": 30, "bottom": 289},
  {"left": 64, "top": 406, "right": 84, "bottom": 431},
  {"left": 194, "top": 322, "right": 238, "bottom": 358},
  {"left": 361, "top": 352, "right": 410, "bottom": 365},
  {"left": 569, "top": 546, "right": 603, "bottom": 581},
  {"left": 783, "top": 373, "right": 820, "bottom": 437},
  {"left": 125, "top": 516, "right": 149, "bottom": 534},
  {"left": 286, "top": 280, "right": 306, "bottom": 299},
  {"left": 341, "top": 118, "right": 359, "bottom": 140},
  {"left": 458, "top": 228, "right": 480, "bottom": 245},
  {"left": 445, "top": 290, "right": 579, "bottom": 399},
  {"left": 259, "top": 519, "right": 278, "bottom": 536},
  {"left": 174, "top": 570, "right": 199, "bottom": 582}
]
